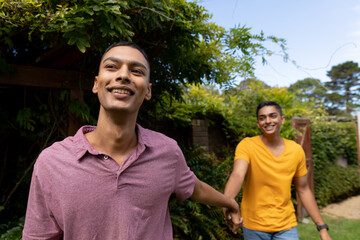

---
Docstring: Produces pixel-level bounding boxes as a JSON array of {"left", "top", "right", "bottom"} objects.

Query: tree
[
  {"left": 325, "top": 61, "right": 360, "bottom": 114},
  {"left": 288, "top": 78, "right": 326, "bottom": 105},
  {"left": 0, "top": 0, "right": 286, "bottom": 102}
]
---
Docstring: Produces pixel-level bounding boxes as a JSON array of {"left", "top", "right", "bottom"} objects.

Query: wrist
[
  {"left": 226, "top": 197, "right": 238, "bottom": 210},
  {"left": 316, "top": 223, "right": 329, "bottom": 232}
]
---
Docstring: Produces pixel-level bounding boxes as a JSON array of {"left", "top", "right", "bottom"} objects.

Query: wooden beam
[
  {"left": 291, "top": 118, "right": 314, "bottom": 222},
  {"left": 355, "top": 115, "right": 360, "bottom": 174},
  {"left": 0, "top": 64, "right": 93, "bottom": 90}
]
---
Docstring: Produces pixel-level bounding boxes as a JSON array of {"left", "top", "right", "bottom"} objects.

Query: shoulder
[
  {"left": 138, "top": 125, "right": 178, "bottom": 148},
  {"left": 235, "top": 136, "right": 260, "bottom": 154},
  {"left": 34, "top": 134, "right": 81, "bottom": 174},
  {"left": 42, "top": 135, "right": 77, "bottom": 157},
  {"left": 138, "top": 125, "right": 186, "bottom": 165},
  {"left": 283, "top": 138, "right": 303, "bottom": 151},
  {"left": 237, "top": 136, "right": 260, "bottom": 146},
  {"left": 283, "top": 138, "right": 305, "bottom": 160}
]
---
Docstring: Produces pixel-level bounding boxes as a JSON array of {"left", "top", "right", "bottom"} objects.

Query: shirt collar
[
  {"left": 73, "top": 124, "right": 152, "bottom": 161},
  {"left": 73, "top": 125, "right": 97, "bottom": 161},
  {"left": 136, "top": 123, "right": 152, "bottom": 148}
]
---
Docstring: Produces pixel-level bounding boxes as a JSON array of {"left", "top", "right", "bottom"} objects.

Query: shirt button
[{"left": 103, "top": 155, "right": 109, "bottom": 160}]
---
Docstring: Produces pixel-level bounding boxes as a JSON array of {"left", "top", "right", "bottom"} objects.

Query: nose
[
  {"left": 116, "top": 66, "right": 130, "bottom": 83},
  {"left": 265, "top": 116, "right": 271, "bottom": 123}
]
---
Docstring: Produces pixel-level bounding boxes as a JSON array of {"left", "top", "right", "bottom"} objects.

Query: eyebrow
[
  {"left": 258, "top": 112, "right": 278, "bottom": 117},
  {"left": 102, "top": 56, "right": 148, "bottom": 71}
]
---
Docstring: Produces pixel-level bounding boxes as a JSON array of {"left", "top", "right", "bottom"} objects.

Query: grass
[{"left": 297, "top": 215, "right": 360, "bottom": 240}]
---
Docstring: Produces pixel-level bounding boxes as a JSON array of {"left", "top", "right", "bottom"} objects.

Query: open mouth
[
  {"left": 264, "top": 125, "right": 275, "bottom": 130},
  {"left": 109, "top": 87, "right": 135, "bottom": 96},
  {"left": 112, "top": 89, "right": 132, "bottom": 95}
]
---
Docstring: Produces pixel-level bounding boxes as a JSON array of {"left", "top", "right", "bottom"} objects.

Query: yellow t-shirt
[{"left": 234, "top": 136, "right": 307, "bottom": 232}]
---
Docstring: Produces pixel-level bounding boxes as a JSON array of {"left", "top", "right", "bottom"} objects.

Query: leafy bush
[
  {"left": 314, "top": 165, "right": 360, "bottom": 208},
  {"left": 0, "top": 86, "right": 98, "bottom": 234},
  {"left": 170, "top": 147, "right": 243, "bottom": 240},
  {"left": 0, "top": 217, "right": 23, "bottom": 240},
  {"left": 311, "top": 117, "right": 359, "bottom": 207},
  {"left": 311, "top": 119, "right": 358, "bottom": 168}
]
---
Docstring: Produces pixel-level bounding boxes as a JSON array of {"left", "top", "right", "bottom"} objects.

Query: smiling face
[
  {"left": 93, "top": 46, "right": 152, "bottom": 115},
  {"left": 256, "top": 105, "right": 285, "bottom": 136}
]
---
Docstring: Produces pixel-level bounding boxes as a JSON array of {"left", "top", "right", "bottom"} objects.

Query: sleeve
[
  {"left": 22, "top": 162, "right": 62, "bottom": 240},
  {"left": 173, "top": 147, "right": 197, "bottom": 201},
  {"left": 294, "top": 146, "right": 308, "bottom": 177},
  {"left": 234, "top": 138, "right": 251, "bottom": 163}
]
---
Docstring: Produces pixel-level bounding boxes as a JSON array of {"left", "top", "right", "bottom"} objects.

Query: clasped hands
[{"left": 223, "top": 198, "right": 243, "bottom": 234}]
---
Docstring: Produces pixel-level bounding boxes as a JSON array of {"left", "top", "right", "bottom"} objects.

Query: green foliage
[
  {"left": 313, "top": 165, "right": 360, "bottom": 208},
  {"left": 288, "top": 78, "right": 327, "bottom": 105},
  {"left": 311, "top": 120, "right": 358, "bottom": 168},
  {"left": 311, "top": 114, "right": 359, "bottom": 208},
  {"left": 227, "top": 78, "right": 326, "bottom": 141},
  {"left": 1, "top": 0, "right": 288, "bottom": 105},
  {"left": 159, "top": 81, "right": 326, "bottom": 144},
  {"left": 0, "top": 86, "right": 97, "bottom": 226},
  {"left": 0, "top": 217, "right": 23, "bottom": 240},
  {"left": 325, "top": 61, "right": 360, "bottom": 114},
  {"left": 311, "top": 119, "right": 359, "bottom": 207},
  {"left": 170, "top": 148, "right": 242, "bottom": 240}
]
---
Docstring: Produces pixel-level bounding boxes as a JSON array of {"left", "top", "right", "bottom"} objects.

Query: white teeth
[{"left": 112, "top": 89, "right": 130, "bottom": 94}]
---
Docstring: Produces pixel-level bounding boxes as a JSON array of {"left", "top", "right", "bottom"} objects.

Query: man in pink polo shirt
[{"left": 23, "top": 42, "right": 242, "bottom": 240}]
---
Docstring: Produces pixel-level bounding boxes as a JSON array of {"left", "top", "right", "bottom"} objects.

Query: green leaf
[{"left": 93, "top": 5, "right": 102, "bottom": 11}]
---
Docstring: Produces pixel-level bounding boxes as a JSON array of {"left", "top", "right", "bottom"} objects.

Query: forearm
[
  {"left": 224, "top": 158, "right": 248, "bottom": 199},
  {"left": 224, "top": 173, "right": 243, "bottom": 199},
  {"left": 295, "top": 175, "right": 331, "bottom": 239},
  {"left": 191, "top": 180, "right": 234, "bottom": 208},
  {"left": 297, "top": 187, "right": 325, "bottom": 225}
]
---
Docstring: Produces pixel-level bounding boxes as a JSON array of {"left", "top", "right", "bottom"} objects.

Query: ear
[
  {"left": 281, "top": 116, "right": 285, "bottom": 124},
  {"left": 92, "top": 76, "right": 99, "bottom": 94},
  {"left": 256, "top": 121, "right": 261, "bottom": 129},
  {"left": 144, "top": 83, "right": 152, "bottom": 101}
]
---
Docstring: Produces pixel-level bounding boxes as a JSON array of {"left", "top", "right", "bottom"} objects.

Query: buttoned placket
[{"left": 115, "top": 143, "right": 147, "bottom": 189}]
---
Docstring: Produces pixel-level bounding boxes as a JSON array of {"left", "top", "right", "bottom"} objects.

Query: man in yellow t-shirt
[{"left": 223, "top": 101, "right": 331, "bottom": 240}]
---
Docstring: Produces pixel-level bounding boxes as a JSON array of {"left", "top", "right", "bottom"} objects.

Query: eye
[
  {"left": 131, "top": 68, "right": 145, "bottom": 75},
  {"left": 104, "top": 64, "right": 117, "bottom": 70}
]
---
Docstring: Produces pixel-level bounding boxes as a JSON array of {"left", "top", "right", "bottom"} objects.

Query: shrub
[
  {"left": 0, "top": 217, "right": 23, "bottom": 240},
  {"left": 314, "top": 165, "right": 360, "bottom": 208},
  {"left": 311, "top": 120, "right": 358, "bottom": 168},
  {"left": 170, "top": 147, "right": 243, "bottom": 240},
  {"left": 307, "top": 118, "right": 359, "bottom": 207}
]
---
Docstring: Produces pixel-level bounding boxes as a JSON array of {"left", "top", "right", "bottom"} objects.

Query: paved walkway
[{"left": 320, "top": 195, "right": 360, "bottom": 220}]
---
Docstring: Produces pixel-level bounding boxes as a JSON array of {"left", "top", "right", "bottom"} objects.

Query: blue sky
[{"left": 197, "top": 0, "right": 360, "bottom": 87}]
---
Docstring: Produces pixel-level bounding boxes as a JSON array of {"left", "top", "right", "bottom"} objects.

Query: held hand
[
  {"left": 222, "top": 198, "right": 243, "bottom": 234},
  {"left": 319, "top": 229, "right": 331, "bottom": 240}
]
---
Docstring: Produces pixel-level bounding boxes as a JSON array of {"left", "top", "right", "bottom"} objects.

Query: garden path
[{"left": 320, "top": 195, "right": 360, "bottom": 220}]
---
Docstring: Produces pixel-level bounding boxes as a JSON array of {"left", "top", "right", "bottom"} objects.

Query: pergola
[{"left": 0, "top": 44, "right": 94, "bottom": 135}]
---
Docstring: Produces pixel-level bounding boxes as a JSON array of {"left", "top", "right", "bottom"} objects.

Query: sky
[{"left": 197, "top": 0, "right": 360, "bottom": 87}]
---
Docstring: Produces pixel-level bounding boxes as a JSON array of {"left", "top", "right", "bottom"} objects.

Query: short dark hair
[
  {"left": 256, "top": 101, "right": 283, "bottom": 118},
  {"left": 101, "top": 41, "right": 150, "bottom": 67}
]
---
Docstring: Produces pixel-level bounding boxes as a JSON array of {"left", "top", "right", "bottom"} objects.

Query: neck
[
  {"left": 260, "top": 133, "right": 282, "bottom": 146},
  {"left": 86, "top": 107, "right": 138, "bottom": 156}
]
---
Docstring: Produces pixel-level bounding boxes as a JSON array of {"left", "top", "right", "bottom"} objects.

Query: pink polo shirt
[{"left": 23, "top": 125, "right": 197, "bottom": 240}]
